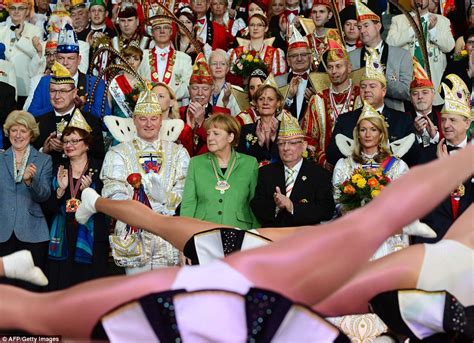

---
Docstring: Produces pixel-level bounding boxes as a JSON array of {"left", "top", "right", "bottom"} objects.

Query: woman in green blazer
[{"left": 181, "top": 114, "right": 260, "bottom": 229}]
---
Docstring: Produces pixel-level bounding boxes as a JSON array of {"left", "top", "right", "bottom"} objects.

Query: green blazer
[{"left": 181, "top": 151, "right": 260, "bottom": 229}]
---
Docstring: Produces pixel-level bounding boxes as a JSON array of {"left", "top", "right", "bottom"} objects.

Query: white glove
[
  {"left": 403, "top": 220, "right": 437, "bottom": 238},
  {"left": 76, "top": 187, "right": 100, "bottom": 224},
  {"left": 150, "top": 173, "right": 167, "bottom": 204},
  {"left": 3, "top": 250, "right": 48, "bottom": 286}
]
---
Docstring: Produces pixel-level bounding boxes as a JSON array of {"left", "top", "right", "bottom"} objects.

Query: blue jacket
[
  {"left": 0, "top": 146, "right": 52, "bottom": 243},
  {"left": 28, "top": 72, "right": 110, "bottom": 119}
]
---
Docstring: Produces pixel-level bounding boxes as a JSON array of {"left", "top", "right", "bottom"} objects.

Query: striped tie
[{"left": 285, "top": 168, "right": 296, "bottom": 197}]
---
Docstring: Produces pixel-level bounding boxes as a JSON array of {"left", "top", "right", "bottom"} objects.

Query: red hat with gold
[
  {"left": 326, "top": 38, "right": 349, "bottom": 63},
  {"left": 355, "top": 0, "right": 380, "bottom": 22},
  {"left": 288, "top": 24, "right": 309, "bottom": 50},
  {"left": 312, "top": 0, "right": 332, "bottom": 9},
  {"left": 190, "top": 53, "right": 213, "bottom": 85},
  {"left": 410, "top": 57, "right": 434, "bottom": 90}
]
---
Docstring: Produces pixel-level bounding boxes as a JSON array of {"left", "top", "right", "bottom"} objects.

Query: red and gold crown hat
[
  {"left": 410, "top": 57, "right": 434, "bottom": 90},
  {"left": 312, "top": 0, "right": 332, "bottom": 10},
  {"left": 327, "top": 38, "right": 349, "bottom": 63},
  {"left": 190, "top": 53, "right": 214, "bottom": 85},
  {"left": 287, "top": 24, "right": 309, "bottom": 50},
  {"left": 355, "top": 0, "right": 380, "bottom": 23},
  {"left": 278, "top": 111, "right": 305, "bottom": 141},
  {"left": 5, "top": 0, "right": 29, "bottom": 6}
]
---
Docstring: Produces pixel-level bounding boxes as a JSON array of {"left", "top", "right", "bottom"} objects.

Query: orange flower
[
  {"left": 367, "top": 177, "right": 379, "bottom": 188},
  {"left": 343, "top": 184, "right": 356, "bottom": 195}
]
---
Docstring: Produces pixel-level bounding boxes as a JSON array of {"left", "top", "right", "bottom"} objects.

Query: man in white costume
[{"left": 101, "top": 90, "right": 190, "bottom": 274}]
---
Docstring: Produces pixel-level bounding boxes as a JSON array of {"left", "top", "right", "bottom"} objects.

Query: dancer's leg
[
  {"left": 94, "top": 198, "right": 232, "bottom": 251},
  {"left": 0, "top": 267, "right": 178, "bottom": 337},
  {"left": 225, "top": 146, "right": 474, "bottom": 306},
  {"left": 314, "top": 204, "right": 474, "bottom": 316}
]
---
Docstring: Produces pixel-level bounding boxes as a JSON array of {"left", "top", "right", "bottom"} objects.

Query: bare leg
[
  {"left": 224, "top": 147, "right": 474, "bottom": 305},
  {"left": 0, "top": 267, "right": 179, "bottom": 337},
  {"left": 315, "top": 204, "right": 474, "bottom": 316}
]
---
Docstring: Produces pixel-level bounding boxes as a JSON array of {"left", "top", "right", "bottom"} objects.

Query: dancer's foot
[
  {"left": 76, "top": 187, "right": 100, "bottom": 224},
  {"left": 3, "top": 250, "right": 48, "bottom": 286},
  {"left": 403, "top": 220, "right": 437, "bottom": 238}
]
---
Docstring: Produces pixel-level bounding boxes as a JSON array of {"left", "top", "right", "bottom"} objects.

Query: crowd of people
[{"left": 0, "top": 0, "right": 472, "bottom": 340}]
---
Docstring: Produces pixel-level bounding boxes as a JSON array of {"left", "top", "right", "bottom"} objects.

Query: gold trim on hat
[
  {"left": 133, "top": 90, "right": 162, "bottom": 117},
  {"left": 68, "top": 108, "right": 92, "bottom": 133},
  {"left": 440, "top": 74, "right": 471, "bottom": 119}
]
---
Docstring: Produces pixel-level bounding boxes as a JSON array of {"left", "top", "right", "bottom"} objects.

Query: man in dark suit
[
  {"left": 413, "top": 74, "right": 473, "bottom": 244},
  {"left": 251, "top": 113, "right": 334, "bottom": 227},
  {"left": 326, "top": 49, "right": 418, "bottom": 167},
  {"left": 33, "top": 62, "right": 104, "bottom": 165},
  {"left": 276, "top": 26, "right": 314, "bottom": 123}
]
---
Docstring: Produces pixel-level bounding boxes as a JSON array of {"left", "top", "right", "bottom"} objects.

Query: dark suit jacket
[
  {"left": 34, "top": 109, "right": 105, "bottom": 165},
  {"left": 283, "top": 71, "right": 311, "bottom": 122},
  {"left": 326, "top": 105, "right": 419, "bottom": 166},
  {"left": 237, "top": 121, "right": 281, "bottom": 164},
  {"left": 251, "top": 159, "right": 335, "bottom": 227},
  {"left": 0, "top": 81, "right": 16, "bottom": 149},
  {"left": 442, "top": 58, "right": 472, "bottom": 93}
]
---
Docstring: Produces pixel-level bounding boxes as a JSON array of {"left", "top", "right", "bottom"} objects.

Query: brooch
[
  {"left": 301, "top": 176, "right": 307, "bottom": 181},
  {"left": 299, "top": 198, "right": 308, "bottom": 204},
  {"left": 246, "top": 133, "right": 258, "bottom": 145}
]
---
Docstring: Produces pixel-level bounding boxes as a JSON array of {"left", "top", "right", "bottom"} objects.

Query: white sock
[
  {"left": 403, "top": 220, "right": 437, "bottom": 238},
  {"left": 3, "top": 250, "right": 48, "bottom": 286},
  {"left": 76, "top": 187, "right": 100, "bottom": 224}
]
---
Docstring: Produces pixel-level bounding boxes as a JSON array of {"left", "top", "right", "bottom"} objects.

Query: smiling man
[
  {"left": 326, "top": 49, "right": 418, "bottom": 167},
  {"left": 251, "top": 112, "right": 334, "bottom": 227},
  {"left": 101, "top": 90, "right": 190, "bottom": 274},
  {"left": 33, "top": 62, "right": 104, "bottom": 164}
]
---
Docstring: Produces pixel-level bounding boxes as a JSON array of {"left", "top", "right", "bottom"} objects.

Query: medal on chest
[
  {"left": 66, "top": 162, "right": 89, "bottom": 213},
  {"left": 134, "top": 140, "right": 163, "bottom": 174}
]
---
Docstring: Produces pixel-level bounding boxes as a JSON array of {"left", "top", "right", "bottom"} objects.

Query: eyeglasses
[
  {"left": 63, "top": 139, "right": 84, "bottom": 146},
  {"left": 50, "top": 88, "right": 75, "bottom": 96},
  {"left": 277, "top": 140, "right": 303, "bottom": 147},
  {"left": 288, "top": 52, "right": 310, "bottom": 59},
  {"left": 9, "top": 6, "right": 28, "bottom": 11},
  {"left": 249, "top": 23, "right": 266, "bottom": 28}
]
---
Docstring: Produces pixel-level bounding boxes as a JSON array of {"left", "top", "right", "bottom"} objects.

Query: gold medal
[
  {"left": 66, "top": 198, "right": 81, "bottom": 213},
  {"left": 451, "top": 184, "right": 465, "bottom": 199},
  {"left": 215, "top": 180, "right": 230, "bottom": 194}
]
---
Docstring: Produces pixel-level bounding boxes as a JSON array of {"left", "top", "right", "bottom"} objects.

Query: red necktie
[
  {"left": 285, "top": 9, "right": 298, "bottom": 16},
  {"left": 197, "top": 18, "right": 206, "bottom": 25},
  {"left": 295, "top": 72, "right": 308, "bottom": 80}
]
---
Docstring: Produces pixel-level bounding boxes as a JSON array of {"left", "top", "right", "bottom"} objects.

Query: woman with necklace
[
  {"left": 238, "top": 74, "right": 289, "bottom": 165},
  {"left": 0, "top": 110, "right": 52, "bottom": 291},
  {"left": 209, "top": 49, "right": 240, "bottom": 116},
  {"left": 228, "top": 13, "right": 287, "bottom": 79},
  {"left": 46, "top": 111, "right": 108, "bottom": 291},
  {"left": 181, "top": 114, "right": 260, "bottom": 229}
]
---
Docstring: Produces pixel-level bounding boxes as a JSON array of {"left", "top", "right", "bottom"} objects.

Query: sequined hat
[
  {"left": 118, "top": 1, "right": 138, "bottom": 18},
  {"left": 51, "top": 0, "right": 70, "bottom": 17},
  {"left": 357, "top": 100, "right": 386, "bottom": 124},
  {"left": 148, "top": 14, "right": 173, "bottom": 27},
  {"left": 67, "top": 108, "right": 92, "bottom": 133},
  {"left": 57, "top": 23, "right": 79, "bottom": 54},
  {"left": 89, "top": 0, "right": 106, "bottom": 9},
  {"left": 410, "top": 57, "right": 434, "bottom": 90},
  {"left": 361, "top": 48, "right": 386, "bottom": 86},
  {"left": 355, "top": 0, "right": 380, "bottom": 23},
  {"left": 278, "top": 111, "right": 305, "bottom": 141},
  {"left": 6, "top": 0, "right": 29, "bottom": 6},
  {"left": 312, "top": 0, "right": 332, "bottom": 9},
  {"left": 50, "top": 61, "right": 74, "bottom": 85},
  {"left": 440, "top": 74, "right": 471, "bottom": 119},
  {"left": 326, "top": 38, "right": 349, "bottom": 63},
  {"left": 70, "top": 0, "right": 86, "bottom": 10},
  {"left": 190, "top": 53, "right": 213, "bottom": 85},
  {"left": 288, "top": 24, "right": 309, "bottom": 50},
  {"left": 134, "top": 90, "right": 162, "bottom": 117}
]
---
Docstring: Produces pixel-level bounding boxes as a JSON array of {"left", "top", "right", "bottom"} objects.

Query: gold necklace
[{"left": 210, "top": 152, "right": 237, "bottom": 194}]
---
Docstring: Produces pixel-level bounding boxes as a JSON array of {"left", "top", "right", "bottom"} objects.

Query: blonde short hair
[
  {"left": 151, "top": 82, "right": 179, "bottom": 119},
  {"left": 3, "top": 110, "right": 40, "bottom": 142},
  {"left": 204, "top": 113, "right": 241, "bottom": 147}
]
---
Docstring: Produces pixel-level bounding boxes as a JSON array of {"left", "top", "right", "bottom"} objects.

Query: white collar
[
  {"left": 446, "top": 137, "right": 468, "bottom": 148},
  {"left": 376, "top": 105, "right": 384, "bottom": 113},
  {"left": 155, "top": 45, "right": 171, "bottom": 54},
  {"left": 284, "top": 158, "right": 303, "bottom": 175},
  {"left": 135, "top": 135, "right": 161, "bottom": 150},
  {"left": 415, "top": 111, "right": 432, "bottom": 117},
  {"left": 72, "top": 72, "right": 79, "bottom": 86},
  {"left": 54, "top": 108, "right": 74, "bottom": 117},
  {"left": 90, "top": 24, "right": 106, "bottom": 30}
]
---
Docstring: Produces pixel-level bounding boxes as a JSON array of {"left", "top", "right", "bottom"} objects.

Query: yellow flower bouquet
[
  {"left": 337, "top": 167, "right": 391, "bottom": 211},
  {"left": 232, "top": 50, "right": 269, "bottom": 78}
]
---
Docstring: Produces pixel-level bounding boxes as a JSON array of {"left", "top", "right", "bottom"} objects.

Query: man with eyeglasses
[
  {"left": 190, "top": 0, "right": 229, "bottom": 51},
  {"left": 0, "top": 0, "right": 42, "bottom": 107},
  {"left": 251, "top": 112, "right": 334, "bottom": 227},
  {"left": 179, "top": 53, "right": 230, "bottom": 157},
  {"left": 69, "top": 0, "right": 89, "bottom": 37},
  {"left": 27, "top": 23, "right": 109, "bottom": 119},
  {"left": 33, "top": 61, "right": 104, "bottom": 164},
  {"left": 302, "top": 39, "right": 362, "bottom": 170},
  {"left": 276, "top": 26, "right": 314, "bottom": 123},
  {"left": 139, "top": 14, "right": 192, "bottom": 103}
]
